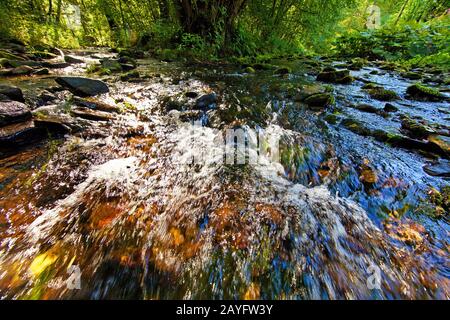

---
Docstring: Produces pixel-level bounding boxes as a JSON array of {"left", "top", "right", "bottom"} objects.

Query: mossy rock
[
  {"left": 354, "top": 104, "right": 379, "bottom": 113},
  {"left": 428, "top": 135, "right": 450, "bottom": 158},
  {"left": 317, "top": 70, "right": 353, "bottom": 84},
  {"left": 401, "top": 117, "right": 435, "bottom": 139},
  {"left": 244, "top": 66, "right": 256, "bottom": 73},
  {"left": 406, "top": 83, "right": 445, "bottom": 102},
  {"left": 402, "top": 72, "right": 422, "bottom": 80},
  {"left": 384, "top": 103, "right": 398, "bottom": 113},
  {"left": 304, "top": 93, "right": 335, "bottom": 109},
  {"left": 341, "top": 118, "right": 370, "bottom": 136},
  {"left": 274, "top": 67, "right": 291, "bottom": 75},
  {"left": 324, "top": 114, "right": 338, "bottom": 124},
  {"left": 361, "top": 83, "right": 379, "bottom": 90},
  {"left": 367, "top": 87, "right": 399, "bottom": 101}
]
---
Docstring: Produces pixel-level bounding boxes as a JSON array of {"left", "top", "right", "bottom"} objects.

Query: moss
[
  {"left": 304, "top": 93, "right": 335, "bottom": 108},
  {"left": 361, "top": 83, "right": 379, "bottom": 90},
  {"left": 406, "top": 83, "right": 445, "bottom": 101},
  {"left": 274, "top": 67, "right": 291, "bottom": 75},
  {"left": 244, "top": 66, "right": 256, "bottom": 73},
  {"left": 367, "top": 87, "right": 399, "bottom": 101}
]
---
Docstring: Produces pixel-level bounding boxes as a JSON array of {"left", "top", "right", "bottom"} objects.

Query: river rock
[
  {"left": 64, "top": 55, "right": 84, "bottom": 64},
  {"left": 101, "top": 59, "right": 122, "bottom": 72},
  {"left": 11, "top": 65, "right": 34, "bottom": 76},
  {"left": 304, "top": 93, "right": 335, "bottom": 110},
  {"left": 401, "top": 117, "right": 435, "bottom": 139},
  {"left": 366, "top": 87, "right": 399, "bottom": 101},
  {"left": 428, "top": 135, "right": 450, "bottom": 158},
  {"left": 354, "top": 104, "right": 379, "bottom": 113},
  {"left": 384, "top": 103, "right": 398, "bottom": 113},
  {"left": 71, "top": 107, "right": 114, "bottom": 121},
  {"left": 73, "top": 97, "right": 120, "bottom": 113},
  {"left": 55, "top": 77, "right": 109, "bottom": 97},
  {"left": 0, "top": 85, "right": 24, "bottom": 102},
  {"left": 0, "top": 121, "right": 46, "bottom": 149},
  {"left": 406, "top": 83, "right": 445, "bottom": 102},
  {"left": 196, "top": 93, "right": 218, "bottom": 110},
  {"left": 423, "top": 160, "right": 450, "bottom": 177},
  {"left": 317, "top": 69, "right": 353, "bottom": 84},
  {"left": 0, "top": 101, "right": 31, "bottom": 126},
  {"left": 33, "top": 68, "right": 50, "bottom": 75}
]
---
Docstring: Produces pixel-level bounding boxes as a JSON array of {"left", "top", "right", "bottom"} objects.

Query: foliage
[{"left": 335, "top": 16, "right": 450, "bottom": 70}]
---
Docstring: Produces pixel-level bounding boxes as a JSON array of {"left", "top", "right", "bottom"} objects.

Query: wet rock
[
  {"left": 0, "top": 120, "right": 46, "bottom": 149},
  {"left": 33, "top": 68, "right": 50, "bottom": 75},
  {"left": 366, "top": 87, "right": 399, "bottom": 101},
  {"left": 11, "top": 65, "right": 34, "bottom": 76},
  {"left": 0, "top": 50, "right": 25, "bottom": 61},
  {"left": 304, "top": 93, "right": 335, "bottom": 110},
  {"left": 55, "top": 77, "right": 109, "bottom": 97},
  {"left": 323, "top": 114, "right": 338, "bottom": 124},
  {"left": 341, "top": 118, "right": 370, "bottom": 136},
  {"left": 64, "top": 55, "right": 84, "bottom": 64},
  {"left": 406, "top": 83, "right": 445, "bottom": 102},
  {"left": 178, "top": 110, "right": 203, "bottom": 123},
  {"left": 36, "top": 91, "right": 57, "bottom": 107},
  {"left": 353, "top": 104, "right": 379, "bottom": 113},
  {"left": 0, "top": 101, "right": 31, "bottom": 126},
  {"left": 120, "top": 70, "right": 140, "bottom": 82},
  {"left": 384, "top": 103, "right": 398, "bottom": 113},
  {"left": 101, "top": 59, "right": 122, "bottom": 72},
  {"left": 424, "top": 160, "right": 450, "bottom": 177},
  {"left": 243, "top": 66, "right": 255, "bottom": 73},
  {"left": 401, "top": 117, "right": 435, "bottom": 139},
  {"left": 185, "top": 91, "right": 199, "bottom": 99},
  {"left": 274, "top": 67, "right": 291, "bottom": 75},
  {"left": 317, "top": 69, "right": 353, "bottom": 84},
  {"left": 361, "top": 83, "right": 379, "bottom": 90},
  {"left": 428, "top": 135, "right": 450, "bottom": 158},
  {"left": 120, "top": 64, "right": 136, "bottom": 72},
  {"left": 196, "top": 93, "right": 218, "bottom": 110},
  {"left": 71, "top": 107, "right": 114, "bottom": 121},
  {"left": 294, "top": 84, "right": 327, "bottom": 102},
  {"left": 6, "top": 60, "right": 42, "bottom": 68},
  {"left": 118, "top": 56, "right": 137, "bottom": 66},
  {"left": 42, "top": 62, "right": 71, "bottom": 69},
  {"left": 0, "top": 85, "right": 24, "bottom": 102},
  {"left": 164, "top": 98, "right": 185, "bottom": 112},
  {"left": 402, "top": 72, "right": 422, "bottom": 80},
  {"left": 348, "top": 58, "right": 367, "bottom": 71},
  {"left": 32, "top": 105, "right": 79, "bottom": 134},
  {"left": 73, "top": 97, "right": 120, "bottom": 113}
]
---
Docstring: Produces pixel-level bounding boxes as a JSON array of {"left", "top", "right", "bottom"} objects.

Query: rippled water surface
[{"left": 0, "top": 50, "right": 449, "bottom": 299}]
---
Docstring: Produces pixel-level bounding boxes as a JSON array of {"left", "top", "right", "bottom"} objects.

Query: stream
[{"left": 0, "top": 48, "right": 449, "bottom": 299}]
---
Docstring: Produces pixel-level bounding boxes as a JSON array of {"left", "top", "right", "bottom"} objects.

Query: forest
[{"left": 0, "top": 0, "right": 449, "bottom": 301}]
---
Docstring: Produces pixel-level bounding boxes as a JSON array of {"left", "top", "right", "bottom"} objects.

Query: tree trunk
[{"left": 56, "top": 0, "right": 62, "bottom": 24}]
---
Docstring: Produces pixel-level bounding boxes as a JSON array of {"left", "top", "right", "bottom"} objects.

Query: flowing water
[{"left": 0, "top": 50, "right": 449, "bottom": 299}]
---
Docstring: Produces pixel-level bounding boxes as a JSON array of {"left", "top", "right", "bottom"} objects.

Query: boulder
[
  {"left": 317, "top": 69, "right": 353, "bottom": 84},
  {"left": 366, "top": 87, "right": 399, "bottom": 101},
  {"left": 304, "top": 93, "right": 335, "bottom": 109},
  {"left": 406, "top": 83, "right": 445, "bottom": 102},
  {"left": 196, "top": 93, "right": 218, "bottom": 110},
  {"left": 0, "top": 85, "right": 24, "bottom": 102},
  {"left": 55, "top": 77, "right": 109, "bottom": 97},
  {"left": 384, "top": 103, "right": 398, "bottom": 113},
  {"left": 401, "top": 117, "right": 435, "bottom": 139},
  {"left": 0, "top": 101, "right": 31, "bottom": 126}
]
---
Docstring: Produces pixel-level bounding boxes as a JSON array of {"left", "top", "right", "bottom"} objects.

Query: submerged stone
[{"left": 423, "top": 160, "right": 450, "bottom": 177}]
